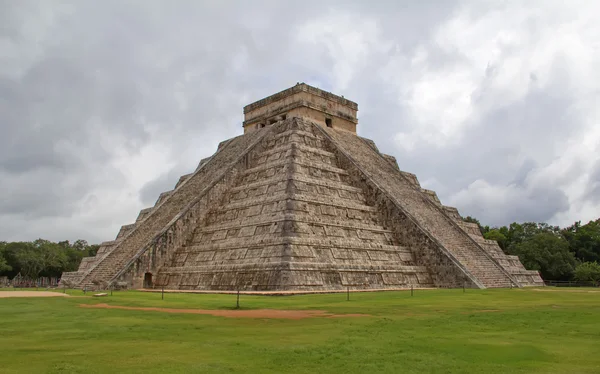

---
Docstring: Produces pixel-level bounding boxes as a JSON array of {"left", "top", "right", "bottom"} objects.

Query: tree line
[
  {"left": 0, "top": 240, "right": 98, "bottom": 279},
  {"left": 1, "top": 218, "right": 599, "bottom": 283},
  {"left": 464, "top": 217, "right": 600, "bottom": 283}
]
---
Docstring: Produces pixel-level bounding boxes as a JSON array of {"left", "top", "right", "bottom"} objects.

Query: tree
[
  {"left": 562, "top": 219, "right": 600, "bottom": 263},
  {"left": 86, "top": 244, "right": 99, "bottom": 257},
  {"left": 484, "top": 229, "right": 508, "bottom": 251},
  {"left": 14, "top": 244, "right": 44, "bottom": 279},
  {"left": 573, "top": 262, "right": 600, "bottom": 284},
  {"left": 2, "top": 242, "right": 31, "bottom": 278},
  {"left": 0, "top": 239, "right": 101, "bottom": 279},
  {"left": 506, "top": 222, "right": 561, "bottom": 248},
  {"left": 72, "top": 239, "right": 89, "bottom": 251},
  {"left": 12, "top": 240, "right": 68, "bottom": 279},
  {"left": 0, "top": 243, "right": 11, "bottom": 274},
  {"left": 511, "top": 232, "right": 577, "bottom": 280},
  {"left": 34, "top": 239, "right": 68, "bottom": 277}
]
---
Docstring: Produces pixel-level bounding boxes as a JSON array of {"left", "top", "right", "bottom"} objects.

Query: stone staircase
[
  {"left": 317, "top": 122, "right": 518, "bottom": 288},
  {"left": 391, "top": 164, "right": 542, "bottom": 287}
]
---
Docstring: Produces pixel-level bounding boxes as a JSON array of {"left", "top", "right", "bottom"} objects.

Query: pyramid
[{"left": 61, "top": 83, "right": 543, "bottom": 291}]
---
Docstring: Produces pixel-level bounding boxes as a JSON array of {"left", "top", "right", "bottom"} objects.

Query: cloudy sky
[{"left": 1, "top": 0, "right": 599, "bottom": 243}]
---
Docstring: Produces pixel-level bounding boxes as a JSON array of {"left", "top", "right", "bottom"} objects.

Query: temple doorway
[{"left": 143, "top": 273, "right": 153, "bottom": 288}]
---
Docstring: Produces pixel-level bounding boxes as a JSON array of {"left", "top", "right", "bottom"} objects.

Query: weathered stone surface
[
  {"left": 243, "top": 83, "right": 358, "bottom": 134},
  {"left": 63, "top": 84, "right": 542, "bottom": 291}
]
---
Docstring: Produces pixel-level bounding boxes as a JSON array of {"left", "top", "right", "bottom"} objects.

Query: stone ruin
[{"left": 61, "top": 83, "right": 543, "bottom": 291}]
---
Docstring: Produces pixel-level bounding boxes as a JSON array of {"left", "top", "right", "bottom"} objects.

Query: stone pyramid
[{"left": 62, "top": 83, "right": 543, "bottom": 291}]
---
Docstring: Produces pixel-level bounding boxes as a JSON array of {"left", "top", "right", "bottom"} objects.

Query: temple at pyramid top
[{"left": 243, "top": 83, "right": 359, "bottom": 134}]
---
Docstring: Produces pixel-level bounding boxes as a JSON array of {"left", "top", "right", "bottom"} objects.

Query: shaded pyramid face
[
  {"left": 157, "top": 119, "right": 433, "bottom": 290},
  {"left": 62, "top": 118, "right": 543, "bottom": 291}
]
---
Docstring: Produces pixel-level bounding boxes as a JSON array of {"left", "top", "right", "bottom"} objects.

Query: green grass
[{"left": 1, "top": 288, "right": 599, "bottom": 373}]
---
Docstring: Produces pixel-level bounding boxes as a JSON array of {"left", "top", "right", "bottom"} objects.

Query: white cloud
[{"left": 296, "top": 11, "right": 392, "bottom": 91}]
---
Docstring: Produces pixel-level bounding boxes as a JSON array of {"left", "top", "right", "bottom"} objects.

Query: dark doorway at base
[{"left": 143, "top": 273, "right": 153, "bottom": 288}]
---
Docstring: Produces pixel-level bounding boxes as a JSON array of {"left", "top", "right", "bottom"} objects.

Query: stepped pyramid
[{"left": 61, "top": 83, "right": 543, "bottom": 291}]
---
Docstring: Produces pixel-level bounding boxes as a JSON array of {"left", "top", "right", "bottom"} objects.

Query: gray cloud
[
  {"left": 1, "top": 0, "right": 598, "bottom": 241},
  {"left": 585, "top": 161, "right": 600, "bottom": 203}
]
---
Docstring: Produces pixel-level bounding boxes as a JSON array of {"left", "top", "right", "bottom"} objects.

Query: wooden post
[
  {"left": 347, "top": 286, "right": 350, "bottom": 301},
  {"left": 161, "top": 286, "right": 164, "bottom": 300},
  {"left": 236, "top": 289, "right": 240, "bottom": 309},
  {"left": 411, "top": 285, "right": 413, "bottom": 297},
  {"left": 463, "top": 281, "right": 465, "bottom": 293}
]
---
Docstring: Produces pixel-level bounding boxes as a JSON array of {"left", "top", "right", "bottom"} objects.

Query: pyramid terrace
[{"left": 61, "top": 84, "right": 543, "bottom": 292}]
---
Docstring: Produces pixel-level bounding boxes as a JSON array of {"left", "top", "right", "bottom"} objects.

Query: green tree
[
  {"left": 573, "top": 262, "right": 600, "bottom": 284},
  {"left": 13, "top": 240, "right": 67, "bottom": 279},
  {"left": 14, "top": 244, "right": 44, "bottom": 279},
  {"left": 0, "top": 242, "right": 11, "bottom": 274},
  {"left": 86, "top": 244, "right": 99, "bottom": 257},
  {"left": 0, "top": 239, "right": 99, "bottom": 278},
  {"left": 62, "top": 246, "right": 85, "bottom": 273},
  {"left": 506, "top": 222, "right": 561, "bottom": 247},
  {"left": 484, "top": 229, "right": 508, "bottom": 251},
  {"left": 72, "top": 239, "right": 89, "bottom": 251},
  {"left": 2, "top": 242, "right": 31, "bottom": 278},
  {"left": 511, "top": 232, "right": 577, "bottom": 280},
  {"left": 34, "top": 239, "right": 68, "bottom": 277},
  {"left": 562, "top": 219, "right": 600, "bottom": 263}
]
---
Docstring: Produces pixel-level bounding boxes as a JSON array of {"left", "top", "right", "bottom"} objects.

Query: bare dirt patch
[
  {"left": 0, "top": 291, "right": 69, "bottom": 298},
  {"left": 80, "top": 303, "right": 369, "bottom": 320},
  {"left": 461, "top": 309, "right": 501, "bottom": 314}
]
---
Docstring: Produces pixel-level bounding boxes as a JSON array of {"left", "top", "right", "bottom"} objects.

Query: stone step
[
  {"left": 216, "top": 193, "right": 376, "bottom": 221},
  {"left": 229, "top": 174, "right": 364, "bottom": 195},
  {"left": 185, "top": 236, "right": 411, "bottom": 252},
  {"left": 194, "top": 211, "right": 395, "bottom": 238},
  {"left": 241, "top": 157, "right": 349, "bottom": 179},
  {"left": 161, "top": 262, "right": 430, "bottom": 274},
  {"left": 271, "top": 128, "right": 324, "bottom": 142},
  {"left": 256, "top": 141, "right": 336, "bottom": 160}
]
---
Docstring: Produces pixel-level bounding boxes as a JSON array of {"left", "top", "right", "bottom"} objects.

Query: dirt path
[
  {"left": 0, "top": 291, "right": 69, "bottom": 298},
  {"left": 80, "top": 303, "right": 369, "bottom": 319}
]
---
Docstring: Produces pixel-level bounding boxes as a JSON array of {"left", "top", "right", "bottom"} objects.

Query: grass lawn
[{"left": 0, "top": 287, "right": 599, "bottom": 373}]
